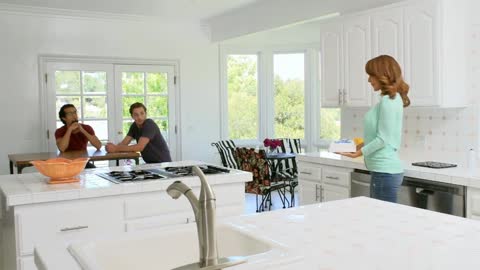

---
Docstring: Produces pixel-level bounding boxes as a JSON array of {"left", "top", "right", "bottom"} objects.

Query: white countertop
[
  {"left": 297, "top": 151, "right": 480, "bottom": 188},
  {"left": 35, "top": 197, "right": 480, "bottom": 270},
  {"left": 0, "top": 161, "right": 251, "bottom": 208}
]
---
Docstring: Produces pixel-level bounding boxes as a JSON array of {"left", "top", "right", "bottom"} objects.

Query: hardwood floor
[{"left": 244, "top": 191, "right": 299, "bottom": 214}]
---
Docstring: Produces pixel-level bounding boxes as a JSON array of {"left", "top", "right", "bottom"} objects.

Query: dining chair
[
  {"left": 211, "top": 140, "right": 240, "bottom": 169},
  {"left": 277, "top": 138, "right": 302, "bottom": 206},
  {"left": 235, "top": 147, "right": 288, "bottom": 212}
]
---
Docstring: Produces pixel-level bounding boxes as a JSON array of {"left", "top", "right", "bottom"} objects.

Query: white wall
[{"left": 0, "top": 11, "right": 222, "bottom": 174}]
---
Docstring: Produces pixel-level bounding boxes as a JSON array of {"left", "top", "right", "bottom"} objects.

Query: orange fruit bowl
[{"left": 30, "top": 157, "right": 89, "bottom": 184}]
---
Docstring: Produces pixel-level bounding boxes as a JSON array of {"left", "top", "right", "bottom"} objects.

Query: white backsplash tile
[{"left": 342, "top": 106, "right": 479, "bottom": 160}]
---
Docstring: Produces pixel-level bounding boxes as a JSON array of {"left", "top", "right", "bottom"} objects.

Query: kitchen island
[
  {"left": 0, "top": 161, "right": 251, "bottom": 270},
  {"left": 35, "top": 197, "right": 480, "bottom": 270}
]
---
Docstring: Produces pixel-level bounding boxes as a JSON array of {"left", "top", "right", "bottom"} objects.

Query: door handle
[
  {"left": 338, "top": 89, "right": 343, "bottom": 105},
  {"left": 315, "top": 184, "right": 321, "bottom": 201},
  {"left": 60, "top": 225, "right": 89, "bottom": 232},
  {"left": 326, "top": 176, "right": 339, "bottom": 180},
  {"left": 343, "top": 88, "right": 347, "bottom": 104},
  {"left": 300, "top": 171, "right": 312, "bottom": 175}
]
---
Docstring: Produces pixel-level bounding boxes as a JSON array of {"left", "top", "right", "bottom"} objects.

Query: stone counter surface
[
  {"left": 297, "top": 151, "right": 480, "bottom": 188},
  {"left": 0, "top": 160, "right": 251, "bottom": 208},
  {"left": 35, "top": 197, "right": 480, "bottom": 270}
]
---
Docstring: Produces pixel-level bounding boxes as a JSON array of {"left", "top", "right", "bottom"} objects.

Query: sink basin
[{"left": 68, "top": 224, "right": 279, "bottom": 270}]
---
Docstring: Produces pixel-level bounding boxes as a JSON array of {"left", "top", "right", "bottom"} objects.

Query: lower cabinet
[
  {"left": 298, "top": 179, "right": 322, "bottom": 205},
  {"left": 467, "top": 187, "right": 480, "bottom": 220},
  {"left": 1, "top": 182, "right": 245, "bottom": 270},
  {"left": 322, "top": 183, "right": 350, "bottom": 202},
  {"left": 19, "top": 256, "right": 36, "bottom": 270},
  {"left": 298, "top": 161, "right": 352, "bottom": 205}
]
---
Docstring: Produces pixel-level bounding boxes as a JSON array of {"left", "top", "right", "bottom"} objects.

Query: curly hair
[{"left": 365, "top": 55, "right": 410, "bottom": 107}]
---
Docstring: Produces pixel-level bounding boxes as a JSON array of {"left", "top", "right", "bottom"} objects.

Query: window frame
[
  {"left": 38, "top": 55, "right": 182, "bottom": 160},
  {"left": 220, "top": 44, "right": 328, "bottom": 152}
]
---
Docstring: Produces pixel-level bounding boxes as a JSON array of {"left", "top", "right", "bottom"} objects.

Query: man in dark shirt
[{"left": 105, "top": 102, "right": 172, "bottom": 163}]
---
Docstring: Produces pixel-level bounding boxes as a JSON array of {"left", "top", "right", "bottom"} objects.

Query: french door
[{"left": 44, "top": 61, "right": 179, "bottom": 160}]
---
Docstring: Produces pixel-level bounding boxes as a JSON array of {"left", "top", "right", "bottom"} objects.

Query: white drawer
[
  {"left": 125, "top": 212, "right": 194, "bottom": 232},
  {"left": 16, "top": 199, "right": 123, "bottom": 256},
  {"left": 322, "top": 169, "right": 350, "bottom": 187},
  {"left": 124, "top": 190, "right": 196, "bottom": 220},
  {"left": 297, "top": 163, "right": 322, "bottom": 181}
]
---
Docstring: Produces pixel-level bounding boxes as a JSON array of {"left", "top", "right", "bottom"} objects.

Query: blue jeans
[{"left": 370, "top": 172, "right": 404, "bottom": 203}]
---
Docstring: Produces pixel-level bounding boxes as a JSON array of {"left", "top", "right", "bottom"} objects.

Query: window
[
  {"left": 43, "top": 59, "right": 179, "bottom": 160},
  {"left": 273, "top": 53, "right": 305, "bottom": 139},
  {"left": 119, "top": 71, "right": 169, "bottom": 141},
  {"left": 227, "top": 55, "right": 258, "bottom": 139},
  {"left": 318, "top": 52, "right": 341, "bottom": 144},
  {"left": 320, "top": 108, "right": 341, "bottom": 141},
  {"left": 54, "top": 70, "right": 108, "bottom": 141}
]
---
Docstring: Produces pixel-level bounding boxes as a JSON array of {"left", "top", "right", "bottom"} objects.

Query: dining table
[{"left": 8, "top": 148, "right": 141, "bottom": 174}]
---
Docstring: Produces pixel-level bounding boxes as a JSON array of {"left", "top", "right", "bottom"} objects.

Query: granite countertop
[
  {"left": 35, "top": 197, "right": 480, "bottom": 270},
  {"left": 0, "top": 160, "right": 251, "bottom": 208},
  {"left": 297, "top": 151, "right": 480, "bottom": 188}
]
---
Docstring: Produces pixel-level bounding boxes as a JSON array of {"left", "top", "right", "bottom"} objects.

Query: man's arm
[
  {"left": 106, "top": 136, "right": 148, "bottom": 153},
  {"left": 79, "top": 126, "right": 102, "bottom": 150},
  {"left": 56, "top": 125, "right": 76, "bottom": 152}
]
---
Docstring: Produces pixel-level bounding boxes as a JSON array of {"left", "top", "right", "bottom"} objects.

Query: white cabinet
[
  {"left": 403, "top": 0, "right": 438, "bottom": 106},
  {"left": 320, "top": 15, "right": 371, "bottom": 108},
  {"left": 467, "top": 187, "right": 480, "bottom": 221},
  {"left": 320, "top": 0, "right": 468, "bottom": 108},
  {"left": 371, "top": 7, "right": 403, "bottom": 105},
  {"left": 298, "top": 179, "right": 322, "bottom": 205},
  {"left": 322, "top": 183, "right": 350, "bottom": 202},
  {"left": 298, "top": 161, "right": 351, "bottom": 205}
]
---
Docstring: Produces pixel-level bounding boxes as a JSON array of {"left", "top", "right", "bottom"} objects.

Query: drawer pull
[
  {"left": 300, "top": 172, "right": 312, "bottom": 175},
  {"left": 60, "top": 225, "right": 89, "bottom": 232},
  {"left": 326, "top": 176, "right": 339, "bottom": 180}
]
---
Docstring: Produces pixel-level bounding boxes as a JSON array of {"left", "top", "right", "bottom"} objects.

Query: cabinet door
[
  {"left": 20, "top": 256, "right": 36, "bottom": 270},
  {"left": 371, "top": 7, "right": 404, "bottom": 105},
  {"left": 320, "top": 22, "right": 343, "bottom": 107},
  {"left": 343, "top": 15, "right": 371, "bottom": 107},
  {"left": 298, "top": 179, "right": 321, "bottom": 206},
  {"left": 322, "top": 183, "right": 350, "bottom": 202},
  {"left": 404, "top": 0, "right": 439, "bottom": 106}
]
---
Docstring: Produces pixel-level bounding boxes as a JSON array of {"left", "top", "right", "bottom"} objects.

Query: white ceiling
[{"left": 0, "top": 0, "right": 260, "bottom": 21}]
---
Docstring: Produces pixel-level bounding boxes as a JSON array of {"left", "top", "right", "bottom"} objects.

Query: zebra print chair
[
  {"left": 211, "top": 140, "right": 240, "bottom": 169},
  {"left": 277, "top": 138, "right": 302, "bottom": 206}
]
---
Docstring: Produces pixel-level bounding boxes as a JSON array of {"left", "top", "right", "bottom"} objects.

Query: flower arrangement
[{"left": 263, "top": 138, "right": 283, "bottom": 151}]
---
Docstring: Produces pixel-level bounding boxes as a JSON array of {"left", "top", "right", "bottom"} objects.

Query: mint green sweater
[{"left": 361, "top": 94, "right": 404, "bottom": 174}]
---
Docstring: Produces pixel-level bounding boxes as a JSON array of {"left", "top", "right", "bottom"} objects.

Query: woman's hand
[{"left": 336, "top": 150, "right": 363, "bottom": 158}]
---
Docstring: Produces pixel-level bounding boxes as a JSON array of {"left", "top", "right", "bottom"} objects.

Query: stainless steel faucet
[{"left": 167, "top": 166, "right": 246, "bottom": 270}]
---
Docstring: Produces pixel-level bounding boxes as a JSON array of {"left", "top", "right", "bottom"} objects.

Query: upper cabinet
[
  {"left": 320, "top": 16, "right": 372, "bottom": 107},
  {"left": 320, "top": 0, "right": 468, "bottom": 108}
]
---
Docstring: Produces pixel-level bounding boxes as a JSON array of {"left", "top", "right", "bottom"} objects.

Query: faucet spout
[
  {"left": 166, "top": 165, "right": 246, "bottom": 270},
  {"left": 167, "top": 181, "right": 199, "bottom": 216}
]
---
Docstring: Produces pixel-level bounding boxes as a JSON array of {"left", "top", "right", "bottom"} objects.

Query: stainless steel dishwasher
[
  {"left": 351, "top": 170, "right": 465, "bottom": 217},
  {"left": 351, "top": 170, "right": 371, "bottom": 198}
]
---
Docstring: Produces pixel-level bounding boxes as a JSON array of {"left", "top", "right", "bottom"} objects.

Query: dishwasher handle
[{"left": 351, "top": 179, "right": 370, "bottom": 188}]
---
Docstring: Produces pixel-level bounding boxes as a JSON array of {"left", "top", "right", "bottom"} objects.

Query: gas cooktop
[{"left": 97, "top": 165, "right": 230, "bottom": 184}]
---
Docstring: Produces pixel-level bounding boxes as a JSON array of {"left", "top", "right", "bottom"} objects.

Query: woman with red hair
[{"left": 339, "top": 55, "right": 410, "bottom": 203}]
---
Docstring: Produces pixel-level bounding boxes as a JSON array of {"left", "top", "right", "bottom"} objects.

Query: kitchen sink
[{"left": 68, "top": 223, "right": 281, "bottom": 270}]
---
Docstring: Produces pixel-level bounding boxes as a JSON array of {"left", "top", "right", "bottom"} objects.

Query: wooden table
[{"left": 8, "top": 148, "right": 141, "bottom": 174}]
